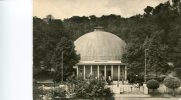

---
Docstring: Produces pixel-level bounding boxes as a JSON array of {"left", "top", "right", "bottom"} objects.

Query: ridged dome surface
[{"left": 74, "top": 30, "right": 126, "bottom": 61}]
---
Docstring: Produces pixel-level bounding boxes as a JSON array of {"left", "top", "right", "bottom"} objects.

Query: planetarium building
[{"left": 74, "top": 27, "right": 127, "bottom": 82}]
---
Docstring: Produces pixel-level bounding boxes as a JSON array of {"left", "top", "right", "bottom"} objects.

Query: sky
[{"left": 33, "top": 0, "right": 168, "bottom": 19}]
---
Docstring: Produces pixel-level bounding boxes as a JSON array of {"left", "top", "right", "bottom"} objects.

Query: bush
[
  {"left": 74, "top": 80, "right": 89, "bottom": 98},
  {"left": 146, "top": 79, "right": 159, "bottom": 95},
  {"left": 127, "top": 73, "right": 144, "bottom": 84},
  {"left": 73, "top": 79, "right": 113, "bottom": 98},
  {"left": 33, "top": 84, "right": 53, "bottom": 100},
  {"left": 88, "top": 79, "right": 113, "bottom": 97},
  {"left": 164, "top": 76, "right": 181, "bottom": 96},
  {"left": 147, "top": 79, "right": 159, "bottom": 89},
  {"left": 33, "top": 82, "right": 67, "bottom": 100},
  {"left": 54, "top": 87, "right": 67, "bottom": 97}
]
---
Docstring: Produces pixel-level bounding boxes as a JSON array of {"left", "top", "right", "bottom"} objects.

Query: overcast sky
[{"left": 33, "top": 0, "right": 168, "bottom": 19}]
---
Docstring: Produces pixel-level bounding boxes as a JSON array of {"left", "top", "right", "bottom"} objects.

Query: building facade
[{"left": 74, "top": 27, "right": 127, "bottom": 82}]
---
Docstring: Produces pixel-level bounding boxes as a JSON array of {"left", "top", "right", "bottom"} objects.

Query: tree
[
  {"left": 172, "top": 0, "right": 181, "bottom": 7},
  {"left": 145, "top": 32, "right": 171, "bottom": 77},
  {"left": 164, "top": 76, "right": 181, "bottom": 96},
  {"left": 144, "top": 6, "right": 154, "bottom": 15},
  {"left": 33, "top": 16, "right": 69, "bottom": 76},
  {"left": 51, "top": 37, "right": 80, "bottom": 82},
  {"left": 33, "top": 0, "right": 181, "bottom": 84},
  {"left": 147, "top": 79, "right": 159, "bottom": 89},
  {"left": 122, "top": 25, "right": 154, "bottom": 77}
]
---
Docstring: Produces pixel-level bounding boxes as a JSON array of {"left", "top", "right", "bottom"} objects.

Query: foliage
[
  {"left": 51, "top": 37, "right": 80, "bottom": 82},
  {"left": 33, "top": 0, "right": 181, "bottom": 80},
  {"left": 122, "top": 0, "right": 181, "bottom": 77},
  {"left": 144, "top": 6, "right": 154, "bottom": 15},
  {"left": 164, "top": 76, "right": 181, "bottom": 96},
  {"left": 54, "top": 87, "right": 67, "bottom": 97},
  {"left": 72, "top": 79, "right": 113, "bottom": 98},
  {"left": 146, "top": 79, "right": 159, "bottom": 89},
  {"left": 33, "top": 83, "right": 54, "bottom": 100},
  {"left": 33, "top": 82, "right": 68, "bottom": 100},
  {"left": 164, "top": 76, "right": 181, "bottom": 89},
  {"left": 33, "top": 17, "right": 80, "bottom": 81},
  {"left": 127, "top": 72, "right": 144, "bottom": 84},
  {"left": 175, "top": 68, "right": 181, "bottom": 79},
  {"left": 33, "top": 17, "right": 66, "bottom": 71},
  {"left": 145, "top": 32, "right": 171, "bottom": 76}
]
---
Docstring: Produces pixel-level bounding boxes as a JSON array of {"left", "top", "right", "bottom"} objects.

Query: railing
[{"left": 106, "top": 84, "right": 145, "bottom": 94}]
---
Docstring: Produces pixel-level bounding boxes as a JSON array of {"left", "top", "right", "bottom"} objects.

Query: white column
[
  {"left": 83, "top": 65, "right": 85, "bottom": 80},
  {"left": 121, "top": 67, "right": 124, "bottom": 84},
  {"left": 125, "top": 65, "right": 127, "bottom": 80},
  {"left": 104, "top": 65, "right": 106, "bottom": 79},
  {"left": 111, "top": 65, "right": 113, "bottom": 80},
  {"left": 77, "top": 66, "right": 79, "bottom": 77},
  {"left": 118, "top": 65, "right": 120, "bottom": 82},
  {"left": 97, "top": 65, "right": 99, "bottom": 79},
  {"left": 90, "top": 65, "right": 92, "bottom": 75}
]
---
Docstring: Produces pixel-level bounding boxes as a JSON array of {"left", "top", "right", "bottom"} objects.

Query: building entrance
[{"left": 106, "top": 70, "right": 111, "bottom": 80}]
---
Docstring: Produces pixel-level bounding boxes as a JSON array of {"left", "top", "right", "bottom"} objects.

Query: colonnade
[{"left": 75, "top": 65, "right": 127, "bottom": 81}]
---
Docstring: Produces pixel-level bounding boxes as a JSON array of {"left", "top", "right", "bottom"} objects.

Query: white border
[{"left": 0, "top": 0, "right": 32, "bottom": 100}]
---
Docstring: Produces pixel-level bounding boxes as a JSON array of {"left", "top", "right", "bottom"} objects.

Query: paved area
[
  {"left": 114, "top": 98, "right": 181, "bottom": 100},
  {"left": 114, "top": 94, "right": 151, "bottom": 98},
  {"left": 114, "top": 93, "right": 181, "bottom": 100}
]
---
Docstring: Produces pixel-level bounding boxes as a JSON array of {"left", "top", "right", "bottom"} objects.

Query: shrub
[
  {"left": 147, "top": 79, "right": 159, "bottom": 89},
  {"left": 88, "top": 79, "right": 112, "bottom": 97},
  {"left": 33, "top": 84, "right": 42, "bottom": 100},
  {"left": 127, "top": 73, "right": 144, "bottom": 84},
  {"left": 73, "top": 79, "right": 113, "bottom": 98},
  {"left": 33, "top": 84, "right": 54, "bottom": 100},
  {"left": 164, "top": 76, "right": 181, "bottom": 96},
  {"left": 146, "top": 79, "right": 159, "bottom": 94},
  {"left": 54, "top": 87, "right": 67, "bottom": 97},
  {"left": 74, "top": 80, "right": 89, "bottom": 98}
]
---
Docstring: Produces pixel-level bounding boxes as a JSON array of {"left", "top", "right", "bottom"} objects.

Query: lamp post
[
  {"left": 61, "top": 48, "right": 64, "bottom": 83},
  {"left": 51, "top": 67, "right": 56, "bottom": 97},
  {"left": 144, "top": 49, "right": 148, "bottom": 83}
]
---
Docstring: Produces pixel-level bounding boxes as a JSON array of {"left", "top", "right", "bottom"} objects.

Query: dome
[{"left": 74, "top": 29, "right": 126, "bottom": 61}]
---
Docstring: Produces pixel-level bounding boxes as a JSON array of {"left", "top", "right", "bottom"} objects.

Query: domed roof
[{"left": 74, "top": 29, "right": 126, "bottom": 61}]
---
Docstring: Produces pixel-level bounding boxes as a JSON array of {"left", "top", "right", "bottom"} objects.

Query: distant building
[{"left": 74, "top": 27, "right": 127, "bottom": 81}]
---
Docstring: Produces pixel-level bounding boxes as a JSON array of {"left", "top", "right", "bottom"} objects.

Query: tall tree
[
  {"left": 51, "top": 37, "right": 80, "bottom": 82},
  {"left": 146, "top": 31, "right": 171, "bottom": 76}
]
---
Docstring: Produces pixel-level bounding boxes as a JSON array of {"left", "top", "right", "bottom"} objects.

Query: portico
[{"left": 74, "top": 61, "right": 127, "bottom": 81}]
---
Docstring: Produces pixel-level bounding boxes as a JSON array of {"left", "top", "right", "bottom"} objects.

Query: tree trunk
[
  {"left": 153, "top": 89, "right": 155, "bottom": 95},
  {"left": 172, "top": 88, "right": 175, "bottom": 96}
]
